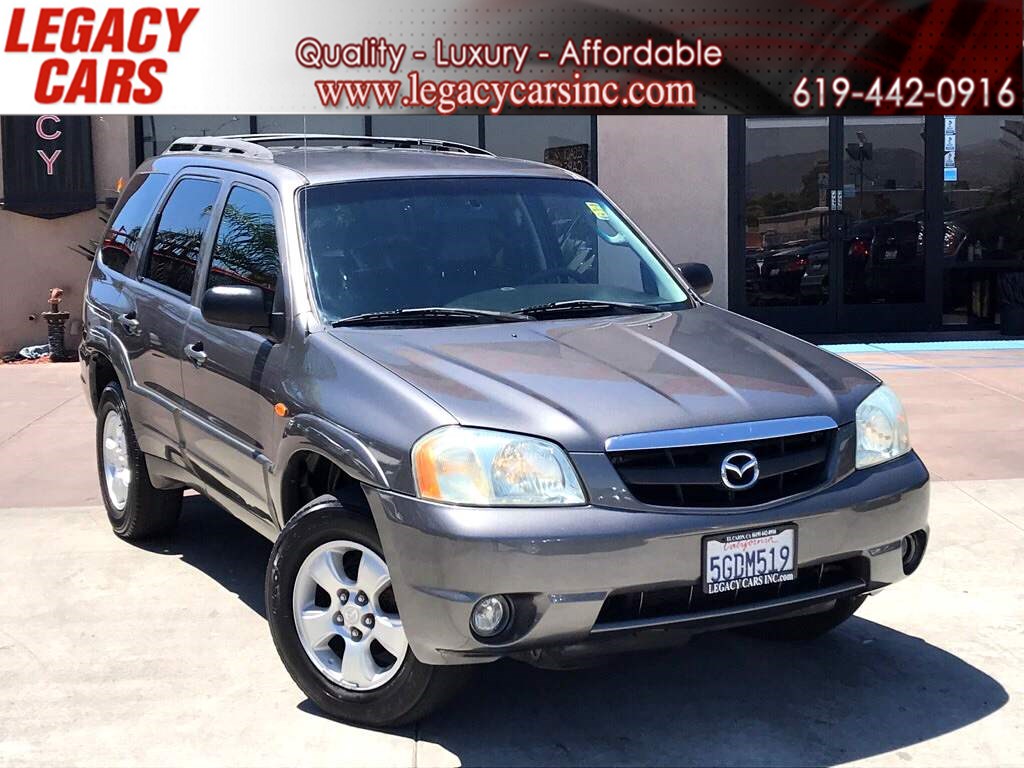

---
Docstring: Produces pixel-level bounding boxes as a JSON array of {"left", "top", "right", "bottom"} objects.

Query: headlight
[
  {"left": 855, "top": 385, "right": 911, "bottom": 469},
  {"left": 412, "top": 426, "right": 586, "bottom": 506}
]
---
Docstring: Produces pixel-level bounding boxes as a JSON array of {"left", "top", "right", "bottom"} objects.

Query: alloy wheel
[
  {"left": 291, "top": 540, "right": 409, "bottom": 691},
  {"left": 101, "top": 409, "right": 131, "bottom": 512}
]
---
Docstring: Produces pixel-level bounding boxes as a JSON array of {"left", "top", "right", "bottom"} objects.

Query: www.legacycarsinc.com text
[{"left": 296, "top": 35, "right": 724, "bottom": 114}]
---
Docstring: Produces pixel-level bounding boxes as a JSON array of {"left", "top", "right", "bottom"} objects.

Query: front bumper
[{"left": 367, "top": 451, "right": 929, "bottom": 666}]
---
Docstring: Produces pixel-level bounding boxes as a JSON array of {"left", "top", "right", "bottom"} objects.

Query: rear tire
[
  {"left": 737, "top": 595, "right": 865, "bottom": 641},
  {"left": 96, "top": 381, "right": 182, "bottom": 540},
  {"left": 266, "top": 494, "right": 469, "bottom": 727}
]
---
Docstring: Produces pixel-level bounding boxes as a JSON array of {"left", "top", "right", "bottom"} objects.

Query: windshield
[{"left": 300, "top": 176, "right": 691, "bottom": 323}]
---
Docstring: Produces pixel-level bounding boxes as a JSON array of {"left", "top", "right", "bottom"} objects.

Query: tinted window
[
  {"left": 100, "top": 173, "right": 169, "bottom": 274},
  {"left": 744, "top": 117, "right": 830, "bottom": 308},
  {"left": 942, "top": 116, "right": 1024, "bottom": 329},
  {"left": 144, "top": 178, "right": 220, "bottom": 295},
  {"left": 207, "top": 186, "right": 280, "bottom": 309}
]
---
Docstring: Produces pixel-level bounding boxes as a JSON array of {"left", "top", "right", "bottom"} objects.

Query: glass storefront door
[
  {"left": 742, "top": 118, "right": 838, "bottom": 333},
  {"left": 837, "top": 117, "right": 929, "bottom": 331},
  {"left": 735, "top": 116, "right": 938, "bottom": 335}
]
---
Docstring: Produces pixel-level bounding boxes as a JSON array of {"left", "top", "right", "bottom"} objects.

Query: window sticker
[{"left": 585, "top": 201, "right": 610, "bottom": 220}]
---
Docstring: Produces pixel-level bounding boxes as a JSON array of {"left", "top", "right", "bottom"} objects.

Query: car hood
[{"left": 329, "top": 305, "right": 878, "bottom": 452}]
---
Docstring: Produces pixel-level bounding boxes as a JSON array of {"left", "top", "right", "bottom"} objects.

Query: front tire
[
  {"left": 738, "top": 595, "right": 865, "bottom": 641},
  {"left": 265, "top": 494, "right": 468, "bottom": 727},
  {"left": 96, "top": 382, "right": 182, "bottom": 540}
]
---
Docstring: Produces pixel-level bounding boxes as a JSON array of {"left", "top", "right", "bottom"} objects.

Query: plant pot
[
  {"left": 41, "top": 310, "right": 70, "bottom": 361},
  {"left": 1002, "top": 302, "right": 1024, "bottom": 337}
]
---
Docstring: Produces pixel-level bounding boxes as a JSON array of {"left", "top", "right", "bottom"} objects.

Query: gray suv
[{"left": 82, "top": 134, "right": 929, "bottom": 726}]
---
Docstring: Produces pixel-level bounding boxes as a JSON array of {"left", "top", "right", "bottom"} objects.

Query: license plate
[
  {"left": 769, "top": 267, "right": 780, "bottom": 276},
  {"left": 702, "top": 525, "right": 797, "bottom": 594}
]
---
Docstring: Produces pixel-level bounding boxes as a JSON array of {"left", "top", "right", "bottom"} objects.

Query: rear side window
[
  {"left": 100, "top": 173, "right": 169, "bottom": 274},
  {"left": 207, "top": 186, "right": 280, "bottom": 310},
  {"left": 143, "top": 178, "right": 220, "bottom": 296}
]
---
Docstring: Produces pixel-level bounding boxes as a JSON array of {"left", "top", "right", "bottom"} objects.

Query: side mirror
[
  {"left": 676, "top": 262, "right": 714, "bottom": 298},
  {"left": 201, "top": 285, "right": 270, "bottom": 331}
]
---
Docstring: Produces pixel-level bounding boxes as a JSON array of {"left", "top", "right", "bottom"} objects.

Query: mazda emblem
[{"left": 720, "top": 450, "right": 759, "bottom": 491}]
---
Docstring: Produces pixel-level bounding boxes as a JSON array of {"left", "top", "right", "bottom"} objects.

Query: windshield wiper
[
  {"left": 516, "top": 299, "right": 660, "bottom": 319},
  {"left": 332, "top": 306, "right": 530, "bottom": 328}
]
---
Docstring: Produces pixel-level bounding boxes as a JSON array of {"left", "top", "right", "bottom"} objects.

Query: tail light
[
  {"left": 784, "top": 256, "right": 809, "bottom": 272},
  {"left": 850, "top": 239, "right": 870, "bottom": 260}
]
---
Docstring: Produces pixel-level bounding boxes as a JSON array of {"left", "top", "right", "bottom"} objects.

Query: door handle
[
  {"left": 117, "top": 312, "right": 141, "bottom": 336},
  {"left": 184, "top": 342, "right": 208, "bottom": 367}
]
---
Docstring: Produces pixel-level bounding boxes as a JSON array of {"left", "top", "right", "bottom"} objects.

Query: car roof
[
  {"left": 139, "top": 135, "right": 585, "bottom": 188},
  {"left": 271, "top": 145, "right": 580, "bottom": 184}
]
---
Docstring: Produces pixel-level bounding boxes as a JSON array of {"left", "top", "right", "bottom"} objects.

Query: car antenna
[
  {"left": 302, "top": 115, "right": 310, "bottom": 336},
  {"left": 302, "top": 114, "right": 308, "bottom": 174}
]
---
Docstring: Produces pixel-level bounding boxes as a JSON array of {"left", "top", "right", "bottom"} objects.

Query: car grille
[
  {"left": 594, "top": 557, "right": 866, "bottom": 628},
  {"left": 608, "top": 427, "right": 834, "bottom": 509}
]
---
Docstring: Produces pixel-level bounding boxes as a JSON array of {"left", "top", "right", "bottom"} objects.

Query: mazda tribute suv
[{"left": 82, "top": 134, "right": 930, "bottom": 726}]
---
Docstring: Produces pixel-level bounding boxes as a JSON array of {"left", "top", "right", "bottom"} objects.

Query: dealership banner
[
  {"left": 0, "top": 115, "right": 94, "bottom": 217},
  {"left": 0, "top": 0, "right": 1021, "bottom": 115}
]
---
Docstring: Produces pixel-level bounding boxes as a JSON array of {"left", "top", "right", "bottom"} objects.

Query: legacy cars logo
[{"left": 720, "top": 451, "right": 759, "bottom": 491}]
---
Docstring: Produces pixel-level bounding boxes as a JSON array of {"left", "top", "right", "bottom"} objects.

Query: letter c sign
[{"left": 36, "top": 115, "right": 61, "bottom": 140}]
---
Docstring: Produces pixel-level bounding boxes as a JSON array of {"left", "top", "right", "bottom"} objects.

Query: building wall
[
  {"left": 597, "top": 116, "right": 730, "bottom": 307},
  {"left": 0, "top": 116, "right": 134, "bottom": 355}
]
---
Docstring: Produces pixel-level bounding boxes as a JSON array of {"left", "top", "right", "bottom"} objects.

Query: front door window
[{"left": 206, "top": 185, "right": 281, "bottom": 312}]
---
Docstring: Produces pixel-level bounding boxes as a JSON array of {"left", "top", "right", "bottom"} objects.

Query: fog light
[
  {"left": 470, "top": 595, "right": 511, "bottom": 638},
  {"left": 901, "top": 530, "right": 927, "bottom": 575}
]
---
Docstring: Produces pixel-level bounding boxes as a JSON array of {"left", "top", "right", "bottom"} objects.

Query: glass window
[
  {"left": 301, "top": 177, "right": 688, "bottom": 322},
  {"left": 144, "top": 178, "right": 220, "bottom": 296},
  {"left": 744, "top": 118, "right": 830, "bottom": 307},
  {"left": 371, "top": 116, "right": 479, "bottom": 146},
  {"left": 100, "top": 173, "right": 169, "bottom": 274},
  {"left": 255, "top": 115, "right": 365, "bottom": 135},
  {"left": 942, "top": 116, "right": 1024, "bottom": 328},
  {"left": 139, "top": 115, "right": 248, "bottom": 157},
  {"left": 842, "top": 117, "right": 925, "bottom": 305},
  {"left": 208, "top": 186, "right": 280, "bottom": 310},
  {"left": 484, "top": 116, "right": 593, "bottom": 177}
]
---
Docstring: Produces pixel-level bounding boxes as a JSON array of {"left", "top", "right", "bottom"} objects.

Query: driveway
[{"left": 1, "top": 350, "right": 1022, "bottom": 767}]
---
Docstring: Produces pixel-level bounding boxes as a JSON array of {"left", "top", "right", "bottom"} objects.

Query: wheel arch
[
  {"left": 277, "top": 449, "right": 373, "bottom": 526},
  {"left": 274, "top": 414, "right": 391, "bottom": 526},
  {"left": 88, "top": 347, "right": 125, "bottom": 411}
]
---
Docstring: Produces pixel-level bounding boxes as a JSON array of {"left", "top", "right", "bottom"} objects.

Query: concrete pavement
[{"left": 1, "top": 354, "right": 1023, "bottom": 767}]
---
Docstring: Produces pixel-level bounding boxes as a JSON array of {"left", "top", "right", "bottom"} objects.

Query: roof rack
[
  {"left": 163, "top": 136, "right": 275, "bottom": 160},
  {"left": 163, "top": 133, "right": 496, "bottom": 160},
  {"left": 234, "top": 133, "right": 496, "bottom": 157}
]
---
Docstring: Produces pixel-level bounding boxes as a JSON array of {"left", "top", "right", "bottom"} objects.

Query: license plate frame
[{"left": 702, "top": 524, "right": 798, "bottom": 595}]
